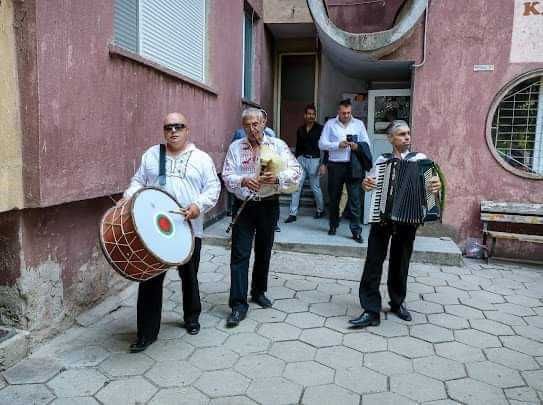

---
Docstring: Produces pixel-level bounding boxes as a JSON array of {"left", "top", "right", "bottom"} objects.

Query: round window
[{"left": 487, "top": 70, "right": 543, "bottom": 180}]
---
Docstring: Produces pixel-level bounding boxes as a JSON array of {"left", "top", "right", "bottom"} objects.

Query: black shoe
[
  {"left": 226, "top": 309, "right": 247, "bottom": 328},
  {"left": 129, "top": 338, "right": 156, "bottom": 353},
  {"left": 328, "top": 226, "right": 336, "bottom": 235},
  {"left": 274, "top": 225, "right": 281, "bottom": 232},
  {"left": 251, "top": 294, "right": 272, "bottom": 308},
  {"left": 390, "top": 304, "right": 412, "bottom": 321},
  {"left": 352, "top": 234, "right": 363, "bottom": 244},
  {"left": 348, "top": 312, "right": 380, "bottom": 328},
  {"left": 285, "top": 215, "right": 297, "bottom": 223},
  {"left": 185, "top": 322, "right": 201, "bottom": 335},
  {"left": 314, "top": 211, "right": 325, "bottom": 219}
]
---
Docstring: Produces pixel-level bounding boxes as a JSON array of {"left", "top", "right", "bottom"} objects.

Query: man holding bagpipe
[
  {"left": 350, "top": 120, "right": 443, "bottom": 328},
  {"left": 222, "top": 108, "right": 302, "bottom": 327}
]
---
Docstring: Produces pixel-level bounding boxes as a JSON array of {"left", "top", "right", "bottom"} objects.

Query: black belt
[
  {"left": 301, "top": 154, "right": 320, "bottom": 159},
  {"left": 236, "top": 195, "right": 278, "bottom": 203},
  {"left": 328, "top": 161, "right": 350, "bottom": 165}
]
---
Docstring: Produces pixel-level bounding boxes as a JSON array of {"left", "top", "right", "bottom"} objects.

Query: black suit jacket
[{"left": 350, "top": 141, "right": 373, "bottom": 180}]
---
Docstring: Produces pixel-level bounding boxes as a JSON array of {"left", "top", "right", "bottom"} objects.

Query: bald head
[{"left": 163, "top": 112, "right": 190, "bottom": 153}]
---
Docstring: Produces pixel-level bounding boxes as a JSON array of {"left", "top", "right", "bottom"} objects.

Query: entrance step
[
  {"left": 204, "top": 209, "right": 463, "bottom": 267},
  {"left": 0, "top": 328, "right": 30, "bottom": 371}
]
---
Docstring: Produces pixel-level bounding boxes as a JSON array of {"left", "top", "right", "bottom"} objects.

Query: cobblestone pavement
[{"left": 1, "top": 245, "right": 543, "bottom": 405}]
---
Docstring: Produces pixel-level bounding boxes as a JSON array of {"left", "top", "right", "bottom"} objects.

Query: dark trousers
[
  {"left": 359, "top": 223, "right": 417, "bottom": 314},
  {"left": 327, "top": 162, "right": 364, "bottom": 235},
  {"left": 229, "top": 197, "right": 279, "bottom": 312},
  {"left": 137, "top": 238, "right": 202, "bottom": 341}
]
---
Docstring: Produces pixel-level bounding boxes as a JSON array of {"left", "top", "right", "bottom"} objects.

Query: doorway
[
  {"left": 363, "top": 88, "right": 412, "bottom": 223},
  {"left": 277, "top": 53, "right": 318, "bottom": 147}
]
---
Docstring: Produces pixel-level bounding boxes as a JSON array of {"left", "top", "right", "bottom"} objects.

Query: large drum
[{"left": 100, "top": 187, "right": 194, "bottom": 282}]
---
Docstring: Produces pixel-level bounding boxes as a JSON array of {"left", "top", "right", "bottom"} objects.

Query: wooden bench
[{"left": 481, "top": 201, "right": 543, "bottom": 260}]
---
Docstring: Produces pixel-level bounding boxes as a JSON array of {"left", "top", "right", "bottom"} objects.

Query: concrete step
[
  {"left": 204, "top": 209, "right": 463, "bottom": 267},
  {"left": 0, "top": 328, "right": 30, "bottom": 371}
]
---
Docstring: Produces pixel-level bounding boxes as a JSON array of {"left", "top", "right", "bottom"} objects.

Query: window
[
  {"left": 114, "top": 0, "right": 206, "bottom": 83},
  {"left": 242, "top": 8, "right": 255, "bottom": 100},
  {"left": 487, "top": 70, "right": 543, "bottom": 179}
]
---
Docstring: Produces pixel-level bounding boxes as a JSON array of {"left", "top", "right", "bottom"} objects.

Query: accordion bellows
[{"left": 369, "top": 159, "right": 441, "bottom": 225}]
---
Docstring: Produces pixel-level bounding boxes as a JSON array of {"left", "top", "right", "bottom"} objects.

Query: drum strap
[{"left": 159, "top": 144, "right": 166, "bottom": 186}]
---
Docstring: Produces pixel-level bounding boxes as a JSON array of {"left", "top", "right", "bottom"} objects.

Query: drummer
[
  {"left": 222, "top": 108, "right": 301, "bottom": 327},
  {"left": 121, "top": 112, "right": 221, "bottom": 352}
]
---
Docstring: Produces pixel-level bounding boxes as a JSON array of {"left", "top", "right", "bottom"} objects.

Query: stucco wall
[
  {"left": 326, "top": 0, "right": 408, "bottom": 33},
  {"left": 0, "top": 0, "right": 24, "bottom": 212},
  {"left": 411, "top": 0, "right": 543, "bottom": 257}
]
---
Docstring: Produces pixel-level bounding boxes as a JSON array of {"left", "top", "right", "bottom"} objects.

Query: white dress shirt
[
  {"left": 318, "top": 116, "right": 370, "bottom": 162},
  {"left": 222, "top": 135, "right": 302, "bottom": 200},
  {"left": 124, "top": 144, "right": 221, "bottom": 238}
]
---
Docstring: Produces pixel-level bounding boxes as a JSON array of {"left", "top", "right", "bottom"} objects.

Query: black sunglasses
[{"left": 163, "top": 123, "right": 187, "bottom": 131}]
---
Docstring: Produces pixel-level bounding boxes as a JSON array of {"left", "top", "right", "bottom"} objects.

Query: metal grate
[{"left": 491, "top": 76, "right": 543, "bottom": 175}]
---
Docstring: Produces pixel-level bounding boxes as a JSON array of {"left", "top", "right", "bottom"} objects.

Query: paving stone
[
  {"left": 315, "top": 346, "right": 363, "bottom": 370},
  {"left": 505, "top": 295, "right": 542, "bottom": 307},
  {"left": 423, "top": 292, "right": 462, "bottom": 305},
  {"left": 317, "top": 282, "right": 351, "bottom": 295},
  {"left": 269, "top": 341, "right": 316, "bottom": 362},
  {"left": 448, "top": 279, "right": 482, "bottom": 291},
  {"left": 95, "top": 376, "right": 157, "bottom": 405},
  {"left": 525, "top": 315, "right": 543, "bottom": 328},
  {"left": 466, "top": 360, "right": 524, "bottom": 388},
  {"left": 426, "top": 313, "right": 468, "bottom": 331},
  {"left": 99, "top": 352, "right": 154, "bottom": 377},
  {"left": 446, "top": 378, "right": 508, "bottom": 405},
  {"left": 408, "top": 282, "right": 435, "bottom": 294},
  {"left": 484, "top": 310, "right": 527, "bottom": 326},
  {"left": 494, "top": 303, "right": 536, "bottom": 317},
  {"left": 363, "top": 391, "right": 417, "bottom": 405},
  {"left": 146, "top": 360, "right": 202, "bottom": 387},
  {"left": 56, "top": 345, "right": 111, "bottom": 368},
  {"left": 522, "top": 369, "right": 543, "bottom": 391},
  {"left": 268, "top": 286, "right": 296, "bottom": 299},
  {"left": 369, "top": 321, "right": 409, "bottom": 338},
  {"left": 190, "top": 347, "right": 239, "bottom": 370},
  {"left": 469, "top": 290, "right": 506, "bottom": 303},
  {"left": 247, "top": 308, "right": 287, "bottom": 323},
  {"left": 299, "top": 327, "right": 343, "bottom": 347},
  {"left": 309, "top": 302, "right": 347, "bottom": 317},
  {"left": 343, "top": 332, "right": 387, "bottom": 352},
  {"left": 364, "top": 351, "right": 413, "bottom": 375},
  {"left": 285, "top": 312, "right": 325, "bottom": 329},
  {"left": 148, "top": 387, "right": 209, "bottom": 404},
  {"left": 389, "top": 336, "right": 434, "bottom": 358},
  {"left": 234, "top": 354, "right": 285, "bottom": 378},
  {"left": 285, "top": 279, "right": 318, "bottom": 291},
  {"left": 283, "top": 361, "right": 334, "bottom": 386},
  {"left": 390, "top": 373, "right": 446, "bottom": 402},
  {"left": 454, "top": 329, "right": 502, "bottom": 348},
  {"left": 324, "top": 315, "right": 360, "bottom": 333},
  {"left": 295, "top": 290, "right": 331, "bottom": 304},
  {"left": 183, "top": 328, "right": 228, "bottom": 347},
  {"left": 215, "top": 318, "right": 258, "bottom": 334},
  {"left": 302, "top": 384, "right": 359, "bottom": 405},
  {"left": 408, "top": 300, "right": 444, "bottom": 314},
  {"left": 505, "top": 387, "right": 541, "bottom": 404},
  {"left": 410, "top": 324, "right": 454, "bottom": 343},
  {"left": 209, "top": 396, "right": 257, "bottom": 405},
  {"left": 469, "top": 319, "right": 514, "bottom": 335},
  {"left": 50, "top": 398, "right": 100, "bottom": 405},
  {"left": 145, "top": 339, "right": 195, "bottom": 361},
  {"left": 224, "top": 333, "right": 270, "bottom": 355},
  {"left": 513, "top": 325, "right": 543, "bottom": 342},
  {"left": 413, "top": 355, "right": 466, "bottom": 381},
  {"left": 435, "top": 342, "right": 485, "bottom": 362},
  {"left": 194, "top": 370, "right": 250, "bottom": 397},
  {"left": 484, "top": 347, "right": 539, "bottom": 370},
  {"left": 458, "top": 298, "right": 497, "bottom": 311},
  {"left": 272, "top": 298, "right": 309, "bottom": 313},
  {"left": 2, "top": 357, "right": 64, "bottom": 384},
  {"left": 415, "top": 277, "right": 448, "bottom": 287},
  {"left": 335, "top": 366, "right": 387, "bottom": 395},
  {"left": 501, "top": 335, "right": 543, "bottom": 356},
  {"left": 0, "top": 384, "right": 55, "bottom": 405},
  {"left": 387, "top": 309, "right": 428, "bottom": 325},
  {"left": 247, "top": 376, "right": 302, "bottom": 405},
  {"left": 257, "top": 323, "right": 301, "bottom": 341},
  {"left": 47, "top": 368, "right": 107, "bottom": 397},
  {"left": 445, "top": 304, "right": 484, "bottom": 319}
]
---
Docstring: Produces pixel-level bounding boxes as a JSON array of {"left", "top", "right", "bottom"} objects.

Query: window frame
[
  {"left": 486, "top": 69, "right": 543, "bottom": 180},
  {"left": 241, "top": 6, "right": 256, "bottom": 101}
]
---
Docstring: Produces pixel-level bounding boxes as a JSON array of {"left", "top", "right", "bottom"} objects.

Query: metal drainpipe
[{"left": 412, "top": 0, "right": 430, "bottom": 69}]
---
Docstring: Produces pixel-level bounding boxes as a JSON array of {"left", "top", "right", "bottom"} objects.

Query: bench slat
[
  {"left": 484, "top": 230, "right": 543, "bottom": 244},
  {"left": 481, "top": 213, "right": 543, "bottom": 225},
  {"left": 481, "top": 201, "right": 543, "bottom": 216}
]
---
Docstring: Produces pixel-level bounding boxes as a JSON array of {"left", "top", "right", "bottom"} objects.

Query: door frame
[{"left": 274, "top": 52, "right": 319, "bottom": 139}]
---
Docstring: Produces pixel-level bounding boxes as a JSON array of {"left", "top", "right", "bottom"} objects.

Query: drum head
[{"left": 132, "top": 188, "right": 194, "bottom": 265}]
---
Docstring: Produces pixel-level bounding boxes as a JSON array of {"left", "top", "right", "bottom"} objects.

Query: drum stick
[{"left": 226, "top": 195, "right": 254, "bottom": 234}]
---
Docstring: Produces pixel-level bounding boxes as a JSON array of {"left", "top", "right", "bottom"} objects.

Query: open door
[{"left": 363, "top": 88, "right": 411, "bottom": 223}]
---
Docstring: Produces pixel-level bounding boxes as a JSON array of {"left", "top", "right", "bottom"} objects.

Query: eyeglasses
[{"left": 163, "top": 123, "right": 187, "bottom": 132}]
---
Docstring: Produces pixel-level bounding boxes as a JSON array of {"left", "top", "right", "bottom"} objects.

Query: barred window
[
  {"left": 488, "top": 71, "right": 543, "bottom": 179},
  {"left": 114, "top": 0, "right": 206, "bottom": 83}
]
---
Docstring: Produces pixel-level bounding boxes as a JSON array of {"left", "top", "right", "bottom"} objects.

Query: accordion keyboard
[{"left": 368, "top": 162, "right": 388, "bottom": 223}]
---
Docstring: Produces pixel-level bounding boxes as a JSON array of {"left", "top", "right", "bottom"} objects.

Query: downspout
[{"left": 412, "top": 0, "right": 429, "bottom": 69}]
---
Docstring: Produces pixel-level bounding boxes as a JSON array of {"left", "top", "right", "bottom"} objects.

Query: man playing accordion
[
  {"left": 222, "top": 108, "right": 302, "bottom": 327},
  {"left": 350, "top": 120, "right": 442, "bottom": 328}
]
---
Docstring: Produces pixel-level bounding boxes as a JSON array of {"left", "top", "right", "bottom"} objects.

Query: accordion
[{"left": 368, "top": 159, "right": 441, "bottom": 225}]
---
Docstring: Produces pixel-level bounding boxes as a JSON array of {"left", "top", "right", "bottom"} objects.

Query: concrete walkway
[
  {"left": 1, "top": 245, "right": 543, "bottom": 404},
  {"left": 205, "top": 207, "right": 463, "bottom": 266}
]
